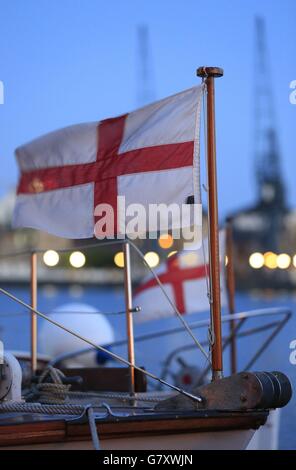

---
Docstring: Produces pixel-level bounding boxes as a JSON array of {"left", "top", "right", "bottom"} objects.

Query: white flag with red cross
[
  {"left": 133, "top": 231, "right": 227, "bottom": 323},
  {"left": 13, "top": 86, "right": 203, "bottom": 240}
]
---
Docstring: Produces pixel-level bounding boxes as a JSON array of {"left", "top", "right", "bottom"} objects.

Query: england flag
[{"left": 13, "top": 86, "right": 203, "bottom": 240}]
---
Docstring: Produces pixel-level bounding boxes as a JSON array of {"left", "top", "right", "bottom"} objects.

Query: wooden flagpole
[
  {"left": 197, "top": 66, "right": 224, "bottom": 381},
  {"left": 123, "top": 241, "right": 136, "bottom": 395}
]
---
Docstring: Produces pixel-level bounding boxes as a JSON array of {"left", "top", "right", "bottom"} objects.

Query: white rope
[
  {"left": 30, "top": 366, "right": 71, "bottom": 404},
  {"left": 0, "top": 402, "right": 86, "bottom": 415},
  {"left": 28, "top": 385, "right": 173, "bottom": 404},
  {"left": 87, "top": 407, "right": 100, "bottom": 451}
]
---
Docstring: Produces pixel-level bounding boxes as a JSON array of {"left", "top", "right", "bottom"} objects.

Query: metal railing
[
  {"left": 49, "top": 307, "right": 292, "bottom": 387},
  {"left": 158, "top": 307, "right": 292, "bottom": 387}
]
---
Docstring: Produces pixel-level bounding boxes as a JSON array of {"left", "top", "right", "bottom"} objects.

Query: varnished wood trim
[
  {"left": 67, "top": 413, "right": 267, "bottom": 441},
  {"left": 0, "top": 421, "right": 65, "bottom": 447},
  {"left": 0, "top": 411, "right": 267, "bottom": 447}
]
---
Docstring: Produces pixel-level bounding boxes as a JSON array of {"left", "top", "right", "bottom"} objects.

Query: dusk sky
[{"left": 0, "top": 0, "right": 295, "bottom": 219}]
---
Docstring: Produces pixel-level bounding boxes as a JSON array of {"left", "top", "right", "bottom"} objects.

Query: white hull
[{"left": 247, "top": 409, "right": 280, "bottom": 450}]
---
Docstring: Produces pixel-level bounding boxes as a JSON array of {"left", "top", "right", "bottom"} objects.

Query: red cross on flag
[
  {"left": 133, "top": 231, "right": 227, "bottom": 323},
  {"left": 13, "top": 86, "right": 203, "bottom": 240}
]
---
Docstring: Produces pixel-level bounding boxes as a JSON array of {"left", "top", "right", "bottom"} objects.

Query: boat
[{"left": 0, "top": 66, "right": 292, "bottom": 450}]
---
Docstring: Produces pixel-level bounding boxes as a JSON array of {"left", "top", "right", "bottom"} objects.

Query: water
[{"left": 0, "top": 284, "right": 295, "bottom": 449}]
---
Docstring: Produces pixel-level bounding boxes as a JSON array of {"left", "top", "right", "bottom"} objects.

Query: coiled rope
[
  {"left": 25, "top": 366, "right": 174, "bottom": 404},
  {"left": 26, "top": 366, "right": 71, "bottom": 404}
]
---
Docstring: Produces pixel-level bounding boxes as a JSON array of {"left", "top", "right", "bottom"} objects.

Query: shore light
[
  {"left": 264, "top": 251, "right": 277, "bottom": 269},
  {"left": 158, "top": 234, "right": 173, "bottom": 249},
  {"left": 114, "top": 252, "right": 124, "bottom": 268},
  {"left": 293, "top": 255, "right": 296, "bottom": 268},
  {"left": 43, "top": 250, "right": 59, "bottom": 267},
  {"left": 144, "top": 251, "right": 160, "bottom": 268},
  {"left": 249, "top": 252, "right": 264, "bottom": 269},
  {"left": 276, "top": 253, "right": 291, "bottom": 270},
  {"left": 69, "top": 251, "right": 86, "bottom": 268}
]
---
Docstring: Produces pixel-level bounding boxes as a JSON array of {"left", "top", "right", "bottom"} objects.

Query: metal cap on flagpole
[{"left": 196, "top": 66, "right": 224, "bottom": 78}]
